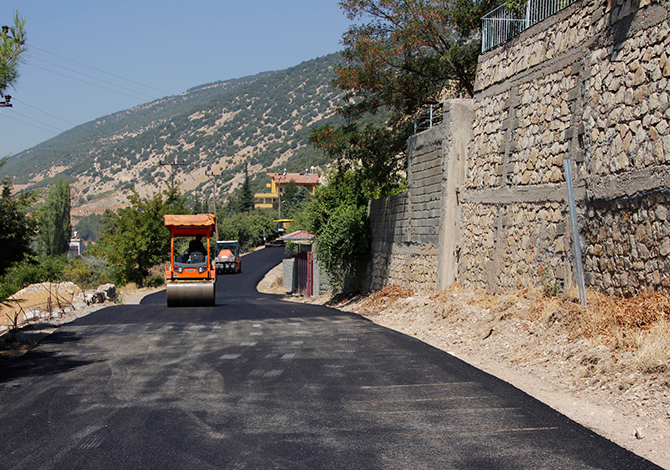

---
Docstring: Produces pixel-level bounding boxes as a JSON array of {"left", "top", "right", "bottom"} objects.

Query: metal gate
[{"left": 296, "top": 251, "right": 313, "bottom": 297}]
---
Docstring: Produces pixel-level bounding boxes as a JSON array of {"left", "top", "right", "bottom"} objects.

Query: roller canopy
[{"left": 163, "top": 214, "right": 217, "bottom": 237}]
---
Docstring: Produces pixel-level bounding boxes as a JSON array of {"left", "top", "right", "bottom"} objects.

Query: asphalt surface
[{"left": 0, "top": 247, "right": 662, "bottom": 469}]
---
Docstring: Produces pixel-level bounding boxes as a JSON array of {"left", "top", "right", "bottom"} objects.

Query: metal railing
[
  {"left": 414, "top": 104, "right": 444, "bottom": 135},
  {"left": 482, "top": 0, "right": 578, "bottom": 52}
]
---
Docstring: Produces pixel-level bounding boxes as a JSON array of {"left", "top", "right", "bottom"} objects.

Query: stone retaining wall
[
  {"left": 461, "top": 0, "right": 670, "bottom": 295},
  {"left": 367, "top": 0, "right": 670, "bottom": 297}
]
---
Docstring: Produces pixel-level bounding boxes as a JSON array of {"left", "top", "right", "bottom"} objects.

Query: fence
[
  {"left": 482, "top": 0, "right": 578, "bottom": 52},
  {"left": 414, "top": 104, "right": 444, "bottom": 134}
]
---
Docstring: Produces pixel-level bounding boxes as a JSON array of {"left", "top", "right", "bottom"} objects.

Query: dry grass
[
  {"left": 637, "top": 320, "right": 670, "bottom": 373},
  {"left": 1, "top": 283, "right": 78, "bottom": 328},
  {"left": 356, "top": 285, "right": 414, "bottom": 314},
  {"left": 372, "top": 284, "right": 670, "bottom": 373},
  {"left": 270, "top": 274, "right": 284, "bottom": 289}
]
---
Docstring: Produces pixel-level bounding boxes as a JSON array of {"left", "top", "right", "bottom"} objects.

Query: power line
[
  {"left": 11, "top": 97, "right": 76, "bottom": 126},
  {"left": 27, "top": 44, "right": 173, "bottom": 96},
  {"left": 0, "top": 112, "right": 60, "bottom": 135},
  {"left": 26, "top": 54, "right": 160, "bottom": 101},
  {"left": 3, "top": 108, "right": 65, "bottom": 132},
  {"left": 26, "top": 63, "right": 153, "bottom": 102}
]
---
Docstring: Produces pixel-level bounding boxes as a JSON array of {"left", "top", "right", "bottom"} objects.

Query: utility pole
[
  {"left": 205, "top": 169, "right": 221, "bottom": 214},
  {"left": 206, "top": 169, "right": 222, "bottom": 241},
  {"left": 160, "top": 158, "right": 184, "bottom": 190}
]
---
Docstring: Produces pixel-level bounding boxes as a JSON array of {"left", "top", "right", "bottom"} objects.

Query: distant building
[
  {"left": 254, "top": 170, "right": 320, "bottom": 209},
  {"left": 68, "top": 232, "right": 84, "bottom": 258}
]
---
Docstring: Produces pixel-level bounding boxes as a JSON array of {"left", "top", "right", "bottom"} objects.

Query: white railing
[
  {"left": 482, "top": 0, "right": 578, "bottom": 52},
  {"left": 414, "top": 104, "right": 444, "bottom": 135}
]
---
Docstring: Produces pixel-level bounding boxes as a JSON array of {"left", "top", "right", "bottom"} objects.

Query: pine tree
[
  {"left": 0, "top": 11, "right": 27, "bottom": 100},
  {"left": 37, "top": 178, "right": 71, "bottom": 256},
  {"left": 192, "top": 191, "right": 205, "bottom": 214},
  {"left": 240, "top": 160, "right": 254, "bottom": 213}
]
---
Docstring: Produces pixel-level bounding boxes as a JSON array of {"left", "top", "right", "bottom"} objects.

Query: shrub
[
  {"left": 146, "top": 274, "right": 165, "bottom": 288},
  {"left": 316, "top": 204, "right": 370, "bottom": 293},
  {"left": 0, "top": 255, "right": 66, "bottom": 296},
  {"left": 61, "top": 255, "right": 114, "bottom": 289}
]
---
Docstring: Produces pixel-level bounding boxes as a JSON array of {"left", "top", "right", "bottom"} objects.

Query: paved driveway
[{"left": 0, "top": 247, "right": 660, "bottom": 469}]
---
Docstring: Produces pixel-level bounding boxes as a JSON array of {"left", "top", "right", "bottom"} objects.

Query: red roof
[
  {"left": 278, "top": 230, "right": 314, "bottom": 241},
  {"left": 268, "top": 172, "right": 320, "bottom": 185}
]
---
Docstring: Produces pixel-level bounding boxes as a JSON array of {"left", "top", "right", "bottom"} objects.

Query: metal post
[
  {"left": 206, "top": 169, "right": 220, "bottom": 241},
  {"left": 563, "top": 159, "right": 587, "bottom": 307},
  {"left": 429, "top": 105, "right": 434, "bottom": 129}
]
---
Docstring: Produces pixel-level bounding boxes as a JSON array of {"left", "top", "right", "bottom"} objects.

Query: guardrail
[{"left": 482, "top": 0, "right": 578, "bottom": 52}]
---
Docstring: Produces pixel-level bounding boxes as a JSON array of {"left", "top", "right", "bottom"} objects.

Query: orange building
[{"left": 254, "top": 171, "right": 320, "bottom": 209}]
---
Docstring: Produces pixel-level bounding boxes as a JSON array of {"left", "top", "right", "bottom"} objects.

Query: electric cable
[
  {"left": 3, "top": 108, "right": 65, "bottom": 132},
  {"left": 0, "top": 112, "right": 60, "bottom": 134},
  {"left": 11, "top": 97, "right": 76, "bottom": 126},
  {"left": 25, "top": 62, "right": 153, "bottom": 102},
  {"left": 27, "top": 44, "right": 172, "bottom": 96},
  {"left": 26, "top": 54, "right": 160, "bottom": 101}
]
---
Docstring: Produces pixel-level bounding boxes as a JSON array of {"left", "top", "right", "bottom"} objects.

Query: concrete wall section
[
  {"left": 283, "top": 258, "right": 295, "bottom": 293},
  {"left": 366, "top": 100, "right": 474, "bottom": 293},
  {"left": 367, "top": 178, "right": 439, "bottom": 293}
]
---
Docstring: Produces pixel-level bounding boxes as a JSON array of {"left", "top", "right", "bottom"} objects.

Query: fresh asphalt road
[{"left": 0, "top": 247, "right": 661, "bottom": 469}]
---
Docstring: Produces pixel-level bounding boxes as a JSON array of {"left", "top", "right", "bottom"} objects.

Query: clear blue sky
[{"left": 1, "top": 1, "right": 353, "bottom": 158}]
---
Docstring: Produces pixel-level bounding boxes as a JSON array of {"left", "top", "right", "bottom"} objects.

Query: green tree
[
  {"left": 335, "top": 0, "right": 500, "bottom": 120},
  {"left": 216, "top": 210, "right": 274, "bottom": 251},
  {"left": 74, "top": 213, "right": 102, "bottom": 242},
  {"left": 36, "top": 178, "right": 71, "bottom": 256},
  {"left": 191, "top": 191, "right": 206, "bottom": 214},
  {"left": 282, "top": 180, "right": 299, "bottom": 208},
  {"left": 90, "top": 189, "right": 188, "bottom": 285},
  {"left": 310, "top": 122, "right": 410, "bottom": 200},
  {"left": 302, "top": 169, "right": 370, "bottom": 293},
  {"left": 0, "top": 158, "right": 37, "bottom": 275},
  {"left": 1, "top": 10, "right": 26, "bottom": 102},
  {"left": 311, "top": 0, "right": 500, "bottom": 198},
  {"left": 220, "top": 193, "right": 241, "bottom": 218},
  {"left": 278, "top": 181, "right": 313, "bottom": 218},
  {"left": 239, "top": 160, "right": 254, "bottom": 213}
]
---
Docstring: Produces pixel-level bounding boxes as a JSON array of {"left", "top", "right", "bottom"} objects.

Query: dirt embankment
[{"left": 260, "top": 264, "right": 670, "bottom": 469}]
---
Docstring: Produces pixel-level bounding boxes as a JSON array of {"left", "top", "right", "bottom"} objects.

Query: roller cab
[{"left": 163, "top": 214, "right": 217, "bottom": 307}]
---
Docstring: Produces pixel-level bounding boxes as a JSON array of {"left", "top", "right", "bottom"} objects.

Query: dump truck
[
  {"left": 215, "top": 240, "right": 241, "bottom": 274},
  {"left": 163, "top": 214, "right": 217, "bottom": 307}
]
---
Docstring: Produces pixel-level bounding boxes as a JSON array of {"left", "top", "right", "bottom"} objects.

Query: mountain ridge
[{"left": 1, "top": 53, "right": 345, "bottom": 214}]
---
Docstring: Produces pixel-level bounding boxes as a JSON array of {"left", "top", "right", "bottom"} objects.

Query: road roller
[{"left": 163, "top": 214, "right": 217, "bottom": 307}]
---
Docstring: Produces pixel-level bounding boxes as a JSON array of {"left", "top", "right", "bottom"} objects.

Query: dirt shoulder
[
  {"left": 258, "top": 264, "right": 670, "bottom": 469},
  {"left": 117, "top": 284, "right": 166, "bottom": 304}
]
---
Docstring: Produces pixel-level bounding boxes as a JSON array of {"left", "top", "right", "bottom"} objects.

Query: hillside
[{"left": 0, "top": 53, "right": 345, "bottom": 214}]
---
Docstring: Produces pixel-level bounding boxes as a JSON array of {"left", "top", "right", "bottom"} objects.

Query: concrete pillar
[{"left": 438, "top": 99, "right": 474, "bottom": 290}]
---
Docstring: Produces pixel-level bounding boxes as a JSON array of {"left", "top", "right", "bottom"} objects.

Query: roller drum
[{"left": 166, "top": 282, "right": 216, "bottom": 307}]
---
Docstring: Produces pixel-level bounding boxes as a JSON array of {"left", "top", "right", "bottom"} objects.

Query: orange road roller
[{"left": 163, "top": 214, "right": 217, "bottom": 307}]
